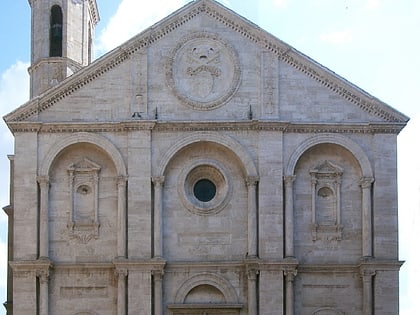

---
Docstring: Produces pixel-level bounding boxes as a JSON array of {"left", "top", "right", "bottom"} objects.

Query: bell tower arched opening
[{"left": 50, "top": 5, "right": 63, "bottom": 57}]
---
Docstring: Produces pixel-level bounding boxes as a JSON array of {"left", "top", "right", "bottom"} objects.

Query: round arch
[
  {"left": 174, "top": 273, "right": 239, "bottom": 304},
  {"left": 39, "top": 132, "right": 127, "bottom": 177},
  {"left": 155, "top": 132, "right": 258, "bottom": 178},
  {"left": 285, "top": 134, "right": 373, "bottom": 177},
  {"left": 312, "top": 307, "right": 344, "bottom": 315}
]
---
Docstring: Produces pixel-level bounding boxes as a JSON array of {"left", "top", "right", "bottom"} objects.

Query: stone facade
[{"left": 3, "top": 0, "right": 408, "bottom": 314}]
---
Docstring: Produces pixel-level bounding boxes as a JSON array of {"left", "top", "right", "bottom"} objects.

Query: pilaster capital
[{"left": 360, "top": 177, "right": 375, "bottom": 189}]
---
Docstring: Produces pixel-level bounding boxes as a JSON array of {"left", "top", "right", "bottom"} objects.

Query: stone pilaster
[
  {"left": 246, "top": 262, "right": 259, "bottom": 315},
  {"left": 37, "top": 268, "right": 49, "bottom": 315},
  {"left": 360, "top": 177, "right": 374, "bottom": 258},
  {"left": 361, "top": 268, "right": 375, "bottom": 315},
  {"left": 117, "top": 176, "right": 128, "bottom": 258},
  {"left": 284, "top": 176, "right": 296, "bottom": 257},
  {"left": 152, "top": 176, "right": 165, "bottom": 258},
  {"left": 246, "top": 176, "right": 259, "bottom": 258},
  {"left": 153, "top": 269, "right": 164, "bottom": 315},
  {"left": 115, "top": 268, "right": 128, "bottom": 315},
  {"left": 37, "top": 176, "right": 50, "bottom": 259},
  {"left": 284, "top": 268, "right": 297, "bottom": 315}
]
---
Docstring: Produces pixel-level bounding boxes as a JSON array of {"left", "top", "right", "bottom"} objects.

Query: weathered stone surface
[{"left": 3, "top": 0, "right": 408, "bottom": 314}]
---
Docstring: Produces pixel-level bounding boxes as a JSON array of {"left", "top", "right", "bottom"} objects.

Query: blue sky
[{"left": 0, "top": 0, "right": 419, "bottom": 314}]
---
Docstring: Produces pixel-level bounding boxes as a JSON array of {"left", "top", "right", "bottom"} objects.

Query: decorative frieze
[{"left": 6, "top": 120, "right": 407, "bottom": 135}]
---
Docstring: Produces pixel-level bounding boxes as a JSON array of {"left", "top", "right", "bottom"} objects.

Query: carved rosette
[{"left": 167, "top": 32, "right": 241, "bottom": 110}]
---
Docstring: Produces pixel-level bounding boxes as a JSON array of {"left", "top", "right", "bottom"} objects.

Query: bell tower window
[{"left": 50, "top": 5, "right": 63, "bottom": 57}]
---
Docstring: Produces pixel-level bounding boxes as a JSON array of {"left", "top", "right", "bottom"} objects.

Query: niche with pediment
[
  {"left": 67, "top": 158, "right": 101, "bottom": 243},
  {"left": 310, "top": 160, "right": 343, "bottom": 241}
]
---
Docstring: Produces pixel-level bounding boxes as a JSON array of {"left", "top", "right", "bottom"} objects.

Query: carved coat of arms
[{"left": 168, "top": 32, "right": 241, "bottom": 110}]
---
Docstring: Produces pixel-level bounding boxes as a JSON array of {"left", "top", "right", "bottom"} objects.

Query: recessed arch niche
[
  {"left": 168, "top": 273, "right": 242, "bottom": 314},
  {"left": 293, "top": 141, "right": 364, "bottom": 262},
  {"left": 161, "top": 138, "right": 250, "bottom": 260},
  {"left": 47, "top": 140, "right": 119, "bottom": 259}
]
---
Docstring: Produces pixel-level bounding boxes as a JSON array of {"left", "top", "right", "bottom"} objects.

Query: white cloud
[
  {"left": 0, "top": 62, "right": 30, "bottom": 223},
  {"left": 365, "top": 0, "right": 381, "bottom": 10},
  {"left": 0, "top": 60, "right": 29, "bottom": 315},
  {"left": 272, "top": 0, "right": 289, "bottom": 9},
  {"left": 319, "top": 30, "right": 353, "bottom": 45},
  {"left": 95, "top": 0, "right": 189, "bottom": 56},
  {"left": 0, "top": 61, "right": 30, "bottom": 116}
]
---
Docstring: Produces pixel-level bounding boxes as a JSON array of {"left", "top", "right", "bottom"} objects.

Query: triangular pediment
[{"left": 4, "top": 0, "right": 409, "bottom": 129}]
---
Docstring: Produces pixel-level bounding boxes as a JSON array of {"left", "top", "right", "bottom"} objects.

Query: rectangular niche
[
  {"left": 67, "top": 158, "right": 101, "bottom": 243},
  {"left": 309, "top": 160, "right": 343, "bottom": 241}
]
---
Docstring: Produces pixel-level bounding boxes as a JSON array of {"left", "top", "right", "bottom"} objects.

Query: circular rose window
[
  {"left": 178, "top": 160, "right": 231, "bottom": 216},
  {"left": 193, "top": 179, "right": 216, "bottom": 202}
]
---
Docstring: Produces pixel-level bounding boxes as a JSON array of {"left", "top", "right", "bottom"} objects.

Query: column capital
[
  {"left": 284, "top": 175, "right": 296, "bottom": 185},
  {"left": 152, "top": 176, "right": 165, "bottom": 186},
  {"left": 360, "top": 268, "right": 376, "bottom": 279},
  {"left": 245, "top": 259, "right": 260, "bottom": 280},
  {"left": 152, "top": 269, "right": 164, "bottom": 281},
  {"left": 36, "top": 269, "right": 50, "bottom": 283},
  {"left": 284, "top": 268, "right": 297, "bottom": 283},
  {"left": 360, "top": 177, "right": 375, "bottom": 189},
  {"left": 37, "top": 175, "right": 50, "bottom": 186},
  {"left": 117, "top": 175, "right": 128, "bottom": 185},
  {"left": 247, "top": 269, "right": 259, "bottom": 280},
  {"left": 246, "top": 176, "right": 259, "bottom": 187},
  {"left": 115, "top": 268, "right": 128, "bottom": 277}
]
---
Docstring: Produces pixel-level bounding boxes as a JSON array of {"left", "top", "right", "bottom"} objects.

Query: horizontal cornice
[
  {"left": 6, "top": 120, "right": 407, "bottom": 135},
  {"left": 9, "top": 258, "right": 403, "bottom": 274}
]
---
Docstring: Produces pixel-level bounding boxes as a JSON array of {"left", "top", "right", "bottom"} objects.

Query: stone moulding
[
  {"left": 6, "top": 120, "right": 407, "bottom": 135},
  {"left": 4, "top": 0, "right": 409, "bottom": 124}
]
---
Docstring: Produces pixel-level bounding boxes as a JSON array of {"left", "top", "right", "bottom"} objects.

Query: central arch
[
  {"left": 174, "top": 273, "right": 239, "bottom": 304},
  {"left": 155, "top": 132, "right": 258, "bottom": 178}
]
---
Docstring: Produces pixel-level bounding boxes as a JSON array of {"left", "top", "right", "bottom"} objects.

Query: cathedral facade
[{"left": 3, "top": 0, "right": 408, "bottom": 314}]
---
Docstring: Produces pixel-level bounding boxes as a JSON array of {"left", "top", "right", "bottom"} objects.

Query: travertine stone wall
[{"left": 5, "top": 0, "right": 406, "bottom": 314}]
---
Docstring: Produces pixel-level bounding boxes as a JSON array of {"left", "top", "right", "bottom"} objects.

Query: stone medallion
[{"left": 167, "top": 32, "right": 241, "bottom": 110}]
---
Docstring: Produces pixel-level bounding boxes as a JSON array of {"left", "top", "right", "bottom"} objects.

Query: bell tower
[{"left": 28, "top": 0, "right": 99, "bottom": 98}]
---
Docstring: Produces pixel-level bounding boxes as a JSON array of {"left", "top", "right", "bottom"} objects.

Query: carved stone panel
[
  {"left": 167, "top": 32, "right": 241, "bottom": 110},
  {"left": 67, "top": 158, "right": 101, "bottom": 243}
]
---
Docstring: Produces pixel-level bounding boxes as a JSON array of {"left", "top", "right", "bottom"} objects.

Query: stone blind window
[
  {"left": 309, "top": 160, "right": 344, "bottom": 241},
  {"left": 67, "top": 158, "right": 101, "bottom": 243},
  {"left": 50, "top": 5, "right": 63, "bottom": 57}
]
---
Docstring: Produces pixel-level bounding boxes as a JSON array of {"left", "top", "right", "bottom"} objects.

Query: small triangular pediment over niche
[{"left": 68, "top": 158, "right": 101, "bottom": 173}]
